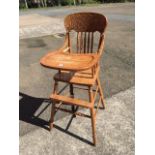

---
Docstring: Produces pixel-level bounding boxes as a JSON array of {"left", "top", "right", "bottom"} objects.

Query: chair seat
[
  {"left": 54, "top": 66, "right": 100, "bottom": 86},
  {"left": 50, "top": 94, "right": 93, "bottom": 108}
]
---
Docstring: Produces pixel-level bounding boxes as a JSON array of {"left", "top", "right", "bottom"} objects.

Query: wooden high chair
[{"left": 40, "top": 12, "right": 108, "bottom": 146}]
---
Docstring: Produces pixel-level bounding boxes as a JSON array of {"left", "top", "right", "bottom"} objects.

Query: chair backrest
[{"left": 64, "top": 12, "right": 108, "bottom": 54}]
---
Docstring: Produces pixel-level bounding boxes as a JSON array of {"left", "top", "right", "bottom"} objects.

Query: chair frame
[{"left": 41, "top": 12, "right": 108, "bottom": 146}]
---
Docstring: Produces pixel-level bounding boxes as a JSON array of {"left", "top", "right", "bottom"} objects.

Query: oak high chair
[{"left": 40, "top": 12, "right": 108, "bottom": 146}]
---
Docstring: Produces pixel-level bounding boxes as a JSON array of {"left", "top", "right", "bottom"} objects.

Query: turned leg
[
  {"left": 50, "top": 102, "right": 55, "bottom": 130},
  {"left": 70, "top": 84, "right": 76, "bottom": 117},
  {"left": 49, "top": 80, "right": 58, "bottom": 130}
]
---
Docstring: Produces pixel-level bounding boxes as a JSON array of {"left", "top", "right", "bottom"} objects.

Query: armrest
[{"left": 56, "top": 34, "right": 70, "bottom": 53}]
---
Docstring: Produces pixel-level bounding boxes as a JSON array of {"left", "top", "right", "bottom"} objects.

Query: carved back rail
[{"left": 64, "top": 12, "right": 107, "bottom": 54}]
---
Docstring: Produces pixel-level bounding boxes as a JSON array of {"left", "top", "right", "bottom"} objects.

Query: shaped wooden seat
[
  {"left": 40, "top": 12, "right": 108, "bottom": 146},
  {"left": 54, "top": 66, "right": 100, "bottom": 86}
]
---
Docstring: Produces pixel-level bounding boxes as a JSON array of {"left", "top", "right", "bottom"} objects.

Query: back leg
[
  {"left": 89, "top": 86, "right": 96, "bottom": 146},
  {"left": 96, "top": 77, "right": 106, "bottom": 109}
]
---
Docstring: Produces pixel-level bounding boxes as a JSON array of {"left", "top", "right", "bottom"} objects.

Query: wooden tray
[{"left": 40, "top": 51, "right": 98, "bottom": 71}]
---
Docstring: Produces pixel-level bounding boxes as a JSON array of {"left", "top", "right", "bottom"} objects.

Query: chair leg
[
  {"left": 49, "top": 102, "right": 55, "bottom": 130},
  {"left": 90, "top": 107, "right": 96, "bottom": 146},
  {"left": 97, "top": 77, "right": 106, "bottom": 109},
  {"left": 49, "top": 80, "right": 58, "bottom": 131},
  {"left": 70, "top": 84, "right": 76, "bottom": 117},
  {"left": 70, "top": 84, "right": 74, "bottom": 97},
  {"left": 89, "top": 86, "right": 96, "bottom": 146}
]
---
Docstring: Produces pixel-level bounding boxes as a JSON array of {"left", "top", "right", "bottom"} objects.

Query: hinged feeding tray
[{"left": 40, "top": 51, "right": 99, "bottom": 71}]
